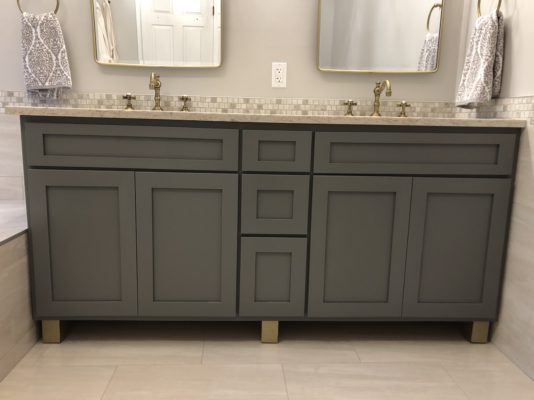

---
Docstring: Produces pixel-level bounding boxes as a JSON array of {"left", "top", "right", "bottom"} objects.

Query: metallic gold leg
[
  {"left": 261, "top": 321, "right": 279, "bottom": 344},
  {"left": 41, "top": 320, "right": 67, "bottom": 344},
  {"left": 467, "top": 321, "right": 491, "bottom": 344}
]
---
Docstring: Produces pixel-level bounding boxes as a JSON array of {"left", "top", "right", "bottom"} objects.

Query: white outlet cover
[{"left": 272, "top": 62, "right": 287, "bottom": 88}]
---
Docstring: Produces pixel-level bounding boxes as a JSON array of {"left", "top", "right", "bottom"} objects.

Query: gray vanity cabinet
[
  {"left": 26, "top": 169, "right": 138, "bottom": 318},
  {"left": 308, "top": 176, "right": 412, "bottom": 318},
  {"left": 403, "top": 178, "right": 512, "bottom": 319},
  {"left": 20, "top": 117, "right": 521, "bottom": 336},
  {"left": 136, "top": 172, "right": 238, "bottom": 318}
]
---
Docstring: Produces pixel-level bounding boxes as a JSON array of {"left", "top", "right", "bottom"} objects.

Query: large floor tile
[
  {"left": 203, "top": 338, "right": 359, "bottom": 364},
  {"left": 28, "top": 322, "right": 204, "bottom": 366},
  {"left": 283, "top": 363, "right": 469, "bottom": 400},
  {"left": 0, "top": 365, "right": 115, "bottom": 400},
  {"left": 353, "top": 339, "right": 510, "bottom": 365},
  {"left": 202, "top": 322, "right": 362, "bottom": 364},
  {"left": 102, "top": 364, "right": 288, "bottom": 400},
  {"left": 445, "top": 362, "right": 534, "bottom": 400}
]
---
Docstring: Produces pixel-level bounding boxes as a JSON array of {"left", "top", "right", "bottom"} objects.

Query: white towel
[
  {"left": 94, "top": 0, "right": 119, "bottom": 63},
  {"left": 456, "top": 11, "right": 504, "bottom": 109},
  {"left": 418, "top": 33, "right": 439, "bottom": 72},
  {"left": 21, "top": 12, "right": 72, "bottom": 99}
]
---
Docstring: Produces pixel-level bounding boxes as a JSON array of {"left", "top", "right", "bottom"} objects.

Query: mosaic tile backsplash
[
  {"left": 0, "top": 90, "right": 459, "bottom": 118},
  {"left": 1, "top": 90, "right": 533, "bottom": 123}
]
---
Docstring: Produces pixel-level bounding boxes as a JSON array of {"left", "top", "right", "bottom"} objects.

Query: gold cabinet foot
[
  {"left": 41, "top": 320, "right": 68, "bottom": 344},
  {"left": 467, "top": 321, "right": 490, "bottom": 344},
  {"left": 261, "top": 321, "right": 279, "bottom": 344}
]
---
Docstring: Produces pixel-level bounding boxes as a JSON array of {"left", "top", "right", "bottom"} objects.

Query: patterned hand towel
[
  {"left": 456, "top": 11, "right": 504, "bottom": 109},
  {"left": 21, "top": 12, "right": 72, "bottom": 99},
  {"left": 418, "top": 33, "right": 440, "bottom": 72}
]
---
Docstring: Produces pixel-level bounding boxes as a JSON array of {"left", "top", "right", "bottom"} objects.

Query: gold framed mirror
[
  {"left": 91, "top": 0, "right": 222, "bottom": 68},
  {"left": 317, "top": 0, "right": 445, "bottom": 74}
]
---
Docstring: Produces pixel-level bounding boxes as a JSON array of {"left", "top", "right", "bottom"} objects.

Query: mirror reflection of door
[{"left": 136, "top": 0, "right": 220, "bottom": 66}]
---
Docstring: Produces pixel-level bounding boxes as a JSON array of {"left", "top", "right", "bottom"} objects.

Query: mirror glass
[
  {"left": 318, "top": 0, "right": 444, "bottom": 73},
  {"left": 92, "top": 0, "right": 222, "bottom": 68}
]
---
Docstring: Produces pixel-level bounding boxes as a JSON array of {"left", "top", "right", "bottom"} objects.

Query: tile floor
[
  {"left": 0, "top": 200, "right": 27, "bottom": 244},
  {"left": 0, "top": 322, "right": 533, "bottom": 400}
]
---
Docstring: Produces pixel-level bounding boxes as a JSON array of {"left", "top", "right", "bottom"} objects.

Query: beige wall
[{"left": 0, "top": 0, "right": 466, "bottom": 101}]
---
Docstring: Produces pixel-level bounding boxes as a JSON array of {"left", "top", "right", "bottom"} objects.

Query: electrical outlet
[{"left": 272, "top": 62, "right": 287, "bottom": 88}]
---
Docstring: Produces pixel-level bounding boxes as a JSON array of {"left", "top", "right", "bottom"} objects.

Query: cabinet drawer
[
  {"left": 241, "top": 175, "right": 310, "bottom": 235},
  {"left": 24, "top": 122, "right": 239, "bottom": 171},
  {"left": 242, "top": 130, "right": 312, "bottom": 172},
  {"left": 314, "top": 131, "right": 516, "bottom": 176},
  {"left": 239, "top": 237, "right": 307, "bottom": 317}
]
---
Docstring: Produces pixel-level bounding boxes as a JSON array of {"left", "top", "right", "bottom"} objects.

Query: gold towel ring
[
  {"left": 17, "top": 0, "right": 60, "bottom": 14},
  {"left": 477, "top": 0, "right": 502, "bottom": 17},
  {"left": 426, "top": 3, "right": 443, "bottom": 33}
]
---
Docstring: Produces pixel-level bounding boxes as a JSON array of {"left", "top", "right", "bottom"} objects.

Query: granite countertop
[
  {"left": 0, "top": 200, "right": 27, "bottom": 246},
  {"left": 5, "top": 106, "right": 527, "bottom": 129}
]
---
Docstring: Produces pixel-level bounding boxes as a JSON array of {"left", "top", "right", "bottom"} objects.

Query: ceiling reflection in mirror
[
  {"left": 92, "top": 0, "right": 222, "bottom": 68},
  {"left": 318, "top": 0, "right": 444, "bottom": 73}
]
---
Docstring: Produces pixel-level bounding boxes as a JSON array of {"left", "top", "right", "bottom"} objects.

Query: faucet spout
[
  {"left": 149, "top": 73, "right": 163, "bottom": 111},
  {"left": 371, "top": 80, "right": 392, "bottom": 117}
]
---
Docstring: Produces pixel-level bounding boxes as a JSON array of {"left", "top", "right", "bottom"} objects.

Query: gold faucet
[
  {"left": 180, "top": 95, "right": 191, "bottom": 112},
  {"left": 149, "top": 73, "right": 163, "bottom": 111},
  {"left": 371, "top": 80, "right": 392, "bottom": 117},
  {"left": 344, "top": 99, "right": 357, "bottom": 116}
]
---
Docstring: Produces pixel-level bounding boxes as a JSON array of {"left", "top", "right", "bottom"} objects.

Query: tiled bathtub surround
[
  {"left": 474, "top": 99, "right": 534, "bottom": 381},
  {"left": 0, "top": 115, "right": 24, "bottom": 201},
  {"left": 0, "top": 233, "right": 37, "bottom": 382}
]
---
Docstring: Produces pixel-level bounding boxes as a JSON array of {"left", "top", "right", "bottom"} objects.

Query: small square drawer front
[
  {"left": 241, "top": 175, "right": 310, "bottom": 235},
  {"left": 239, "top": 237, "right": 307, "bottom": 317},
  {"left": 23, "top": 122, "right": 239, "bottom": 171},
  {"left": 242, "top": 130, "right": 312, "bottom": 172},
  {"left": 314, "top": 131, "right": 517, "bottom": 176}
]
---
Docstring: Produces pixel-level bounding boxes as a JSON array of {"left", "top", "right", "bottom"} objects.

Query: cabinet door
[
  {"left": 27, "top": 170, "right": 137, "bottom": 318},
  {"left": 308, "top": 176, "right": 412, "bottom": 318},
  {"left": 239, "top": 237, "right": 307, "bottom": 317},
  {"left": 403, "top": 178, "right": 512, "bottom": 319},
  {"left": 136, "top": 172, "right": 238, "bottom": 317}
]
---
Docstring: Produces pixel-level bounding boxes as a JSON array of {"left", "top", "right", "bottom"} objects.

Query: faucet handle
[
  {"left": 344, "top": 99, "right": 358, "bottom": 116},
  {"left": 397, "top": 101, "right": 412, "bottom": 118},
  {"left": 122, "top": 93, "right": 136, "bottom": 110},
  {"left": 180, "top": 95, "right": 192, "bottom": 112}
]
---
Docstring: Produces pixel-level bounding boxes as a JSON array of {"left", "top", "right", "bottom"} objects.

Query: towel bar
[
  {"left": 17, "top": 0, "right": 60, "bottom": 14},
  {"left": 477, "top": 0, "right": 502, "bottom": 17}
]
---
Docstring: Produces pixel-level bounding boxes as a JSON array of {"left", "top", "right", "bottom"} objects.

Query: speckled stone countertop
[{"left": 5, "top": 106, "right": 527, "bottom": 128}]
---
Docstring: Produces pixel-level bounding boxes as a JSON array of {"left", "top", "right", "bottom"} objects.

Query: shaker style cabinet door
[
  {"left": 403, "top": 178, "right": 512, "bottom": 320},
  {"left": 27, "top": 170, "right": 138, "bottom": 318},
  {"left": 136, "top": 172, "right": 238, "bottom": 318},
  {"left": 308, "top": 176, "right": 412, "bottom": 318}
]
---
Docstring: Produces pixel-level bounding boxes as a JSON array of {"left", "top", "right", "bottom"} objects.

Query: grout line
[
  {"left": 281, "top": 364, "right": 291, "bottom": 400},
  {"left": 441, "top": 364, "right": 471, "bottom": 400},
  {"left": 200, "top": 339, "right": 206, "bottom": 365},
  {"left": 99, "top": 365, "right": 118, "bottom": 400}
]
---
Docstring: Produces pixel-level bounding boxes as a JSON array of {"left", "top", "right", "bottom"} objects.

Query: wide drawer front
[
  {"left": 314, "top": 132, "right": 517, "bottom": 176},
  {"left": 242, "top": 130, "right": 312, "bottom": 172},
  {"left": 24, "top": 122, "right": 239, "bottom": 171}
]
